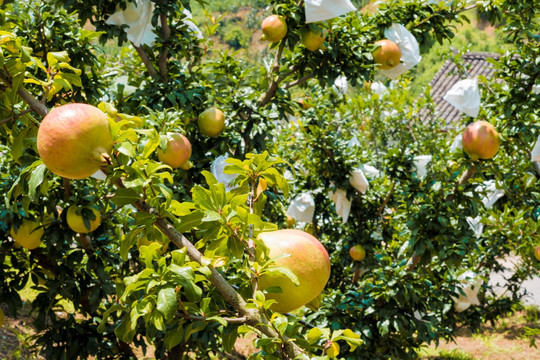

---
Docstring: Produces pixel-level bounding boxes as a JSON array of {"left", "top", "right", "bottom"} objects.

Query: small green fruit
[
  {"left": 198, "top": 107, "right": 225, "bottom": 137},
  {"left": 349, "top": 244, "right": 366, "bottom": 261},
  {"left": 67, "top": 206, "right": 101, "bottom": 233},
  {"left": 10, "top": 220, "right": 44, "bottom": 250}
]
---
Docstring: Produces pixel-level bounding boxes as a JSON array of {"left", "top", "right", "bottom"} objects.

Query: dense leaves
[{"left": 0, "top": 0, "right": 539, "bottom": 359}]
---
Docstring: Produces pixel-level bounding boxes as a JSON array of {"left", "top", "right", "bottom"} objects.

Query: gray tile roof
[{"left": 422, "top": 52, "right": 501, "bottom": 125}]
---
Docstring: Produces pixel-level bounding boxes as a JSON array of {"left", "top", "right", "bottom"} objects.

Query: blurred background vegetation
[{"left": 186, "top": 2, "right": 508, "bottom": 98}]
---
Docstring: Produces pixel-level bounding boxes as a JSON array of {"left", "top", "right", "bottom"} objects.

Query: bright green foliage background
[{"left": 0, "top": 0, "right": 539, "bottom": 359}]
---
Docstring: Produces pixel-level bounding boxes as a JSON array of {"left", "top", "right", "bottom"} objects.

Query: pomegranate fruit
[
  {"left": 157, "top": 133, "right": 192, "bottom": 169},
  {"left": 256, "top": 229, "right": 330, "bottom": 313},
  {"left": 37, "top": 103, "right": 113, "bottom": 179},
  {"left": 66, "top": 205, "right": 101, "bottom": 233},
  {"left": 349, "top": 244, "right": 366, "bottom": 261},
  {"left": 462, "top": 120, "right": 500, "bottom": 161},
  {"left": 198, "top": 107, "right": 225, "bottom": 137},
  {"left": 10, "top": 219, "right": 44, "bottom": 250},
  {"left": 302, "top": 29, "right": 325, "bottom": 51},
  {"left": 372, "top": 39, "right": 401, "bottom": 70},
  {"left": 261, "top": 15, "right": 287, "bottom": 43}
]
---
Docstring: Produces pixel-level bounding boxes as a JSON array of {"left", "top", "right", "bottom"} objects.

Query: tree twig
[
  {"left": 177, "top": 312, "right": 248, "bottom": 324},
  {"left": 283, "top": 73, "right": 315, "bottom": 89},
  {"left": 0, "top": 108, "right": 33, "bottom": 126},
  {"left": 0, "top": 70, "right": 48, "bottom": 117},
  {"left": 131, "top": 42, "right": 159, "bottom": 78},
  {"left": 158, "top": 2, "right": 171, "bottom": 82},
  {"left": 377, "top": 180, "right": 396, "bottom": 217},
  {"left": 445, "top": 165, "right": 476, "bottom": 203}
]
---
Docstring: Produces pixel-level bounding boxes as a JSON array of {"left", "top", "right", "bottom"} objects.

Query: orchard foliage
[{"left": 0, "top": 0, "right": 539, "bottom": 359}]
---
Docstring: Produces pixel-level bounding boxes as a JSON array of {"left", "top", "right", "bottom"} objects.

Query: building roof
[{"left": 423, "top": 52, "right": 501, "bottom": 125}]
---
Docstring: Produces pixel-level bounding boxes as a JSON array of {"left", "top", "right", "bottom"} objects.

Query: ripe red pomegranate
[
  {"left": 261, "top": 15, "right": 287, "bottom": 43},
  {"left": 37, "top": 103, "right": 113, "bottom": 179},
  {"left": 157, "top": 133, "right": 192, "bottom": 169},
  {"left": 256, "top": 229, "right": 330, "bottom": 313},
  {"left": 462, "top": 120, "right": 500, "bottom": 161}
]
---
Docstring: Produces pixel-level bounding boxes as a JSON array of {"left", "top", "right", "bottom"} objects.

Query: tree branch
[
  {"left": 377, "top": 180, "right": 396, "bottom": 217},
  {"left": 257, "top": 41, "right": 287, "bottom": 107},
  {"left": 129, "top": 196, "right": 304, "bottom": 358},
  {"left": 445, "top": 165, "right": 476, "bottom": 203},
  {"left": 283, "top": 73, "right": 315, "bottom": 89},
  {"left": 0, "top": 108, "right": 33, "bottom": 126},
  {"left": 0, "top": 70, "right": 48, "bottom": 117},
  {"left": 158, "top": 5, "right": 171, "bottom": 82},
  {"left": 131, "top": 42, "right": 159, "bottom": 78},
  {"left": 177, "top": 312, "right": 248, "bottom": 324}
]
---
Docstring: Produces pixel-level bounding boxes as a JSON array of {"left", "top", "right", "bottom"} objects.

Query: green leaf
[
  {"left": 184, "top": 321, "right": 206, "bottom": 342},
  {"left": 307, "top": 327, "right": 323, "bottom": 344},
  {"left": 255, "top": 290, "right": 266, "bottom": 304},
  {"left": 120, "top": 228, "right": 142, "bottom": 261},
  {"left": 202, "top": 210, "right": 222, "bottom": 222},
  {"left": 140, "top": 129, "right": 160, "bottom": 159},
  {"left": 156, "top": 287, "right": 177, "bottom": 321},
  {"left": 169, "top": 200, "right": 197, "bottom": 216},
  {"left": 11, "top": 126, "right": 32, "bottom": 161},
  {"left": 378, "top": 319, "right": 390, "bottom": 337},
  {"left": 97, "top": 304, "right": 125, "bottom": 333},
  {"left": 201, "top": 170, "right": 218, "bottom": 186},
  {"left": 10, "top": 73, "right": 24, "bottom": 108},
  {"left": 112, "top": 188, "right": 140, "bottom": 207},
  {"left": 222, "top": 326, "right": 238, "bottom": 353},
  {"left": 27, "top": 162, "right": 46, "bottom": 202},
  {"left": 164, "top": 323, "right": 184, "bottom": 350},
  {"left": 117, "top": 142, "right": 137, "bottom": 157},
  {"left": 333, "top": 329, "right": 363, "bottom": 352},
  {"left": 114, "top": 313, "right": 136, "bottom": 343},
  {"left": 263, "top": 266, "right": 299, "bottom": 286},
  {"left": 192, "top": 186, "right": 215, "bottom": 210},
  {"left": 205, "top": 316, "right": 228, "bottom": 327},
  {"left": 155, "top": 182, "right": 173, "bottom": 207},
  {"left": 47, "top": 51, "right": 70, "bottom": 67},
  {"left": 175, "top": 210, "right": 204, "bottom": 233}
]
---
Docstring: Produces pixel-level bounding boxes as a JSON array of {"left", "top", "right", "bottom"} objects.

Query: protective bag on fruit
[
  {"left": 333, "top": 75, "right": 348, "bottom": 95},
  {"left": 305, "top": 0, "right": 356, "bottom": 24},
  {"left": 443, "top": 78, "right": 481, "bottom": 117},
  {"left": 350, "top": 168, "right": 369, "bottom": 194},
  {"left": 532, "top": 134, "right": 540, "bottom": 162},
  {"left": 211, "top": 155, "right": 238, "bottom": 192},
  {"left": 450, "top": 134, "right": 463, "bottom": 153},
  {"left": 481, "top": 180, "right": 505, "bottom": 209},
  {"left": 105, "top": 0, "right": 156, "bottom": 47},
  {"left": 105, "top": 1, "right": 202, "bottom": 46},
  {"left": 380, "top": 24, "right": 422, "bottom": 79},
  {"left": 286, "top": 193, "right": 316, "bottom": 223},
  {"left": 450, "top": 271, "right": 483, "bottom": 313},
  {"left": 413, "top": 155, "right": 432, "bottom": 179},
  {"left": 329, "top": 187, "right": 352, "bottom": 223}
]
